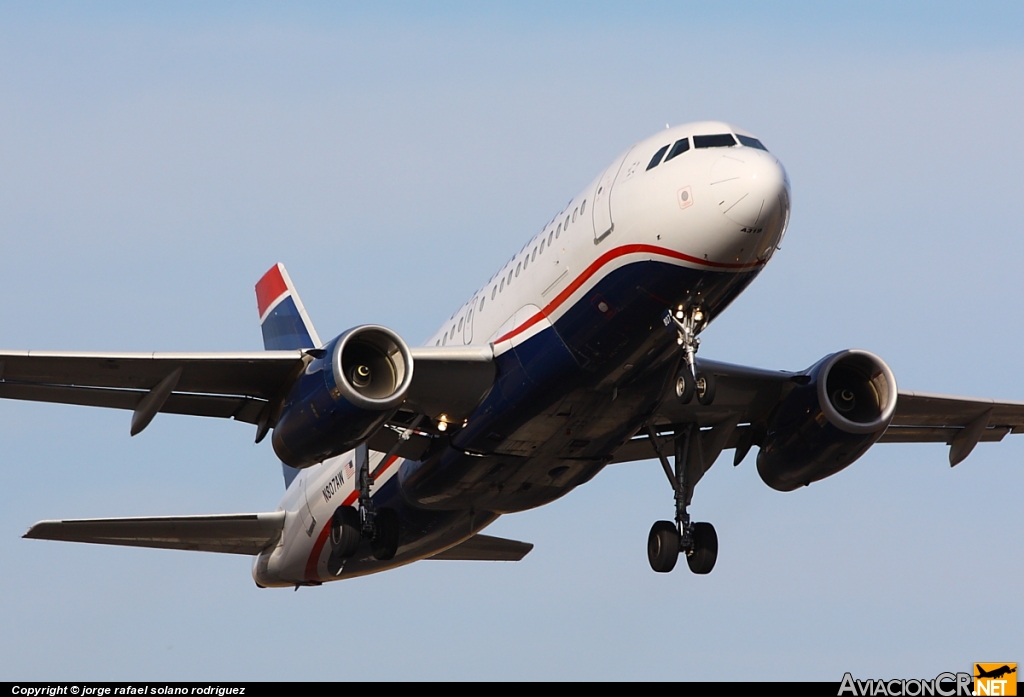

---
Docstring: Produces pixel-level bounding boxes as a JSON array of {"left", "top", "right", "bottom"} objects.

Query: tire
[
  {"left": 686, "top": 522, "right": 718, "bottom": 574},
  {"left": 330, "top": 506, "right": 361, "bottom": 558},
  {"left": 647, "top": 520, "right": 680, "bottom": 573},
  {"left": 674, "top": 369, "right": 695, "bottom": 405},
  {"left": 371, "top": 507, "right": 400, "bottom": 561},
  {"left": 695, "top": 372, "right": 717, "bottom": 406}
]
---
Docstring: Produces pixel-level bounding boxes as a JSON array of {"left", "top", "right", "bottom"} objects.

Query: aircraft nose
[{"left": 709, "top": 150, "right": 788, "bottom": 228}]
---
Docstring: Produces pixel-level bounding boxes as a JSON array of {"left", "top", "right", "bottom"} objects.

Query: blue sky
[{"left": 1, "top": 2, "right": 1022, "bottom": 680}]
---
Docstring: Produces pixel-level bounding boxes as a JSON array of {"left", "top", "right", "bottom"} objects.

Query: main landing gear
[
  {"left": 645, "top": 423, "right": 719, "bottom": 574},
  {"left": 328, "top": 444, "right": 400, "bottom": 567}
]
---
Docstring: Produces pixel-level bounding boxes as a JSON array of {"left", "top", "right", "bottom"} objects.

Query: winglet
[{"left": 255, "top": 263, "right": 322, "bottom": 350}]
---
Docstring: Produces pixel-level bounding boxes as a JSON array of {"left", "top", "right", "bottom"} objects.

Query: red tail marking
[{"left": 255, "top": 264, "right": 289, "bottom": 320}]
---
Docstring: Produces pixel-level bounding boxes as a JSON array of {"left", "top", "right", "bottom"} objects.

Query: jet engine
[
  {"left": 756, "top": 350, "right": 897, "bottom": 492},
  {"left": 272, "top": 325, "right": 413, "bottom": 469}
]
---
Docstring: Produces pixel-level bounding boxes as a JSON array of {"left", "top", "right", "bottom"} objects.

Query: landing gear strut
[
  {"left": 329, "top": 430, "right": 419, "bottom": 568},
  {"left": 645, "top": 422, "right": 719, "bottom": 574},
  {"left": 356, "top": 444, "right": 399, "bottom": 561},
  {"left": 669, "top": 306, "right": 715, "bottom": 406}
]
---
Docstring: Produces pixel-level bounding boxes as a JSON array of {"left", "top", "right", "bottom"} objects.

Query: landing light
[
  {"left": 693, "top": 310, "right": 704, "bottom": 323},
  {"left": 437, "top": 414, "right": 450, "bottom": 432}
]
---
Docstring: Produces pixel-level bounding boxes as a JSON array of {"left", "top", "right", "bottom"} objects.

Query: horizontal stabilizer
[
  {"left": 428, "top": 533, "right": 533, "bottom": 562},
  {"left": 24, "top": 511, "right": 286, "bottom": 555}
]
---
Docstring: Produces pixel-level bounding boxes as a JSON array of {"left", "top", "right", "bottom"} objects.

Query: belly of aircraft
[{"left": 398, "top": 260, "right": 760, "bottom": 513}]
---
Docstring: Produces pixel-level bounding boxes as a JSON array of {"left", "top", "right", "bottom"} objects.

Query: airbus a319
[{"left": 8, "top": 121, "right": 1023, "bottom": 587}]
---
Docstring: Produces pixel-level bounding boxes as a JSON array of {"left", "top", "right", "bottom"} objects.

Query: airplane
[
  {"left": 7, "top": 120, "right": 1024, "bottom": 587},
  {"left": 975, "top": 666, "right": 1016, "bottom": 680}
]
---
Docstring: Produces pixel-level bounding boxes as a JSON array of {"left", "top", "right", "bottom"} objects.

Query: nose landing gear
[
  {"left": 644, "top": 422, "right": 719, "bottom": 574},
  {"left": 668, "top": 305, "right": 716, "bottom": 406}
]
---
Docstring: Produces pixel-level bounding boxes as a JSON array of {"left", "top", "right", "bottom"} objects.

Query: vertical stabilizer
[
  {"left": 255, "top": 263, "right": 322, "bottom": 351},
  {"left": 255, "top": 263, "right": 321, "bottom": 488}
]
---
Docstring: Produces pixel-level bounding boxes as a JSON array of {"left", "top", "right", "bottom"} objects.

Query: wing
[
  {"left": 612, "top": 358, "right": 1024, "bottom": 467},
  {"left": 0, "top": 350, "right": 306, "bottom": 430},
  {"left": 882, "top": 391, "right": 1024, "bottom": 465},
  {"left": 23, "top": 511, "right": 286, "bottom": 555},
  {"left": 0, "top": 345, "right": 495, "bottom": 437}
]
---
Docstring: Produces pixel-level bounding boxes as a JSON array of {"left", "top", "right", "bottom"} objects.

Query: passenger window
[
  {"left": 480, "top": 297, "right": 486, "bottom": 310},
  {"left": 664, "top": 138, "right": 690, "bottom": 162},
  {"left": 580, "top": 199, "right": 586, "bottom": 214},
  {"left": 458, "top": 318, "right": 463, "bottom": 331},
  {"left": 491, "top": 286, "right": 496, "bottom": 300},
  {"left": 556, "top": 226, "right": 560, "bottom": 239},
  {"left": 500, "top": 278, "right": 505, "bottom": 292},
  {"left": 572, "top": 207, "right": 578, "bottom": 222},
  {"left": 737, "top": 134, "right": 768, "bottom": 151},
  {"left": 435, "top": 340, "right": 440, "bottom": 346},
  {"left": 516, "top": 262, "right": 521, "bottom": 277},
  {"left": 532, "top": 248, "right": 537, "bottom": 261},
  {"left": 540, "top": 240, "right": 545, "bottom": 254},
  {"left": 564, "top": 216, "right": 569, "bottom": 231},
  {"left": 693, "top": 134, "right": 736, "bottom": 149},
  {"left": 548, "top": 231, "right": 554, "bottom": 245},
  {"left": 647, "top": 144, "right": 670, "bottom": 170},
  {"left": 507, "top": 270, "right": 513, "bottom": 285},
  {"left": 523, "top": 255, "right": 529, "bottom": 270},
  {"left": 442, "top": 334, "right": 447, "bottom": 346}
]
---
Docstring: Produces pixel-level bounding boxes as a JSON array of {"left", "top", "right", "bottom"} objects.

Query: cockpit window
[
  {"left": 664, "top": 138, "right": 690, "bottom": 162},
  {"left": 647, "top": 144, "right": 670, "bottom": 170},
  {"left": 736, "top": 134, "right": 768, "bottom": 151},
  {"left": 693, "top": 134, "right": 736, "bottom": 149}
]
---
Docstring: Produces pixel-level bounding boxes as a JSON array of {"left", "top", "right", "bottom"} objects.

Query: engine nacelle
[
  {"left": 756, "top": 349, "right": 897, "bottom": 492},
  {"left": 272, "top": 325, "right": 413, "bottom": 469}
]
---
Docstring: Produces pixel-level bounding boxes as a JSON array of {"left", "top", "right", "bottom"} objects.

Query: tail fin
[
  {"left": 255, "top": 263, "right": 321, "bottom": 350},
  {"left": 255, "top": 264, "right": 321, "bottom": 488}
]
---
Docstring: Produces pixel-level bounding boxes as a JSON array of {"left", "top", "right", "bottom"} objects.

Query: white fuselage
[{"left": 254, "top": 121, "right": 790, "bottom": 587}]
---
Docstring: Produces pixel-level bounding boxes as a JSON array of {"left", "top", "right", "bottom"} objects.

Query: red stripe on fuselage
[
  {"left": 303, "top": 455, "right": 399, "bottom": 582},
  {"left": 494, "top": 244, "right": 765, "bottom": 345},
  {"left": 255, "top": 264, "right": 289, "bottom": 320}
]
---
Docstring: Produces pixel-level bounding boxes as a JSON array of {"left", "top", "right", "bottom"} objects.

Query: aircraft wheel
[
  {"left": 648, "top": 520, "right": 680, "bottom": 573},
  {"left": 674, "top": 369, "right": 695, "bottom": 404},
  {"left": 330, "top": 505, "right": 361, "bottom": 558},
  {"left": 695, "top": 372, "right": 716, "bottom": 406},
  {"left": 371, "top": 507, "right": 400, "bottom": 561},
  {"left": 686, "top": 522, "right": 718, "bottom": 575}
]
